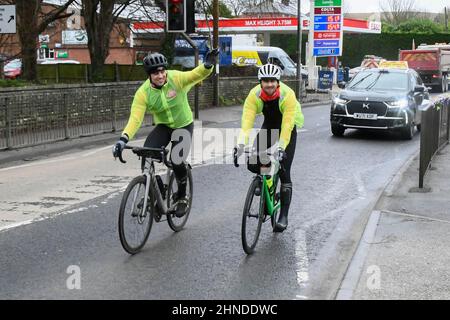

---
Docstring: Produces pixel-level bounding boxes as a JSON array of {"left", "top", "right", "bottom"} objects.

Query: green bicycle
[{"left": 234, "top": 148, "right": 282, "bottom": 254}]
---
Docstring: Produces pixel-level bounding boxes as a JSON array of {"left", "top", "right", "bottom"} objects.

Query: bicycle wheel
[
  {"left": 270, "top": 177, "right": 281, "bottom": 230},
  {"left": 242, "top": 176, "right": 265, "bottom": 254},
  {"left": 167, "top": 167, "right": 193, "bottom": 232},
  {"left": 118, "top": 175, "right": 154, "bottom": 254}
]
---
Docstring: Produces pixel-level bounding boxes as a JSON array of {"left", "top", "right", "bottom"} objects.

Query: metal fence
[
  {"left": 0, "top": 82, "right": 153, "bottom": 150},
  {"left": 419, "top": 95, "right": 450, "bottom": 188}
]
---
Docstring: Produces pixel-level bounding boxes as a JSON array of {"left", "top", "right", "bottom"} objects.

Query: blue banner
[
  {"left": 314, "top": 23, "right": 341, "bottom": 31},
  {"left": 314, "top": 40, "right": 339, "bottom": 47},
  {"left": 314, "top": 15, "right": 341, "bottom": 23},
  {"left": 313, "top": 48, "right": 340, "bottom": 56}
]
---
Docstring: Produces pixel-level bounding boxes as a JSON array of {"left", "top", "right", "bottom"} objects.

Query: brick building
[{"left": 0, "top": 1, "right": 164, "bottom": 65}]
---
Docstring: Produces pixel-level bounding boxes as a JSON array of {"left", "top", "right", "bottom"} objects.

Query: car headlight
[
  {"left": 333, "top": 97, "right": 349, "bottom": 105},
  {"left": 386, "top": 99, "right": 409, "bottom": 108}
]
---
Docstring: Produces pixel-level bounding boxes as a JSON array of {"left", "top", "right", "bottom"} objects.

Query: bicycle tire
[
  {"left": 118, "top": 175, "right": 154, "bottom": 254},
  {"left": 241, "top": 176, "right": 264, "bottom": 254},
  {"left": 167, "top": 167, "right": 193, "bottom": 232}
]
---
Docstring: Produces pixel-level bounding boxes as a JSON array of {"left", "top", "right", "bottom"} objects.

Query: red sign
[
  {"left": 196, "top": 17, "right": 305, "bottom": 28},
  {"left": 314, "top": 32, "right": 340, "bottom": 39},
  {"left": 314, "top": 7, "right": 341, "bottom": 15}
]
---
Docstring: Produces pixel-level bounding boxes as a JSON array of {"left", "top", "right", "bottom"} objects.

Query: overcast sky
[{"left": 302, "top": 0, "right": 448, "bottom": 14}]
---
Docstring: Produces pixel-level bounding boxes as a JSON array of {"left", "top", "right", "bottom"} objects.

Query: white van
[{"left": 232, "top": 45, "right": 307, "bottom": 78}]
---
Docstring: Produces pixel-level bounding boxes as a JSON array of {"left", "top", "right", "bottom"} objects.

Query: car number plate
[{"left": 354, "top": 113, "right": 378, "bottom": 120}]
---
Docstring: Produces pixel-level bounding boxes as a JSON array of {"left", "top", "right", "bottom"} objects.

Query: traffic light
[
  {"left": 186, "top": 0, "right": 196, "bottom": 34},
  {"left": 166, "top": 0, "right": 186, "bottom": 32}
]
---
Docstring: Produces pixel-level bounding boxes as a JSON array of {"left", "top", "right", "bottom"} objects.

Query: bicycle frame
[
  {"left": 141, "top": 157, "right": 173, "bottom": 216},
  {"left": 260, "top": 160, "right": 281, "bottom": 217}
]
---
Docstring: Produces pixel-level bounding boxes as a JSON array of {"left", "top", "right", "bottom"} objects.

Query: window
[{"left": 37, "top": 48, "right": 55, "bottom": 60}]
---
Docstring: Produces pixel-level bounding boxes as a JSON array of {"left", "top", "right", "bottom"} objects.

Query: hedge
[{"left": 271, "top": 32, "right": 450, "bottom": 68}]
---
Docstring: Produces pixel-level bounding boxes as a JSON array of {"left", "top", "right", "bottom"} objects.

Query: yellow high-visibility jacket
[
  {"left": 238, "top": 82, "right": 304, "bottom": 150},
  {"left": 122, "top": 64, "right": 213, "bottom": 140}
]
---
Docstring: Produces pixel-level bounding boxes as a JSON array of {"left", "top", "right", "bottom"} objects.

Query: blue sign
[
  {"left": 313, "top": 48, "right": 340, "bottom": 56},
  {"left": 314, "top": 23, "right": 341, "bottom": 31},
  {"left": 318, "top": 71, "right": 334, "bottom": 90},
  {"left": 337, "top": 68, "right": 344, "bottom": 82},
  {"left": 314, "top": 40, "right": 339, "bottom": 47},
  {"left": 219, "top": 36, "right": 232, "bottom": 66},
  {"left": 314, "top": 15, "right": 341, "bottom": 23}
]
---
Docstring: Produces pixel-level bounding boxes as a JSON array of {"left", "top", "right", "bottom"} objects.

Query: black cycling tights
[
  {"left": 144, "top": 122, "right": 194, "bottom": 182},
  {"left": 252, "top": 123, "right": 297, "bottom": 184}
]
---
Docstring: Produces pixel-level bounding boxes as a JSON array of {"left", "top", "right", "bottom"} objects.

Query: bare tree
[
  {"left": 342, "top": 1, "right": 351, "bottom": 17},
  {"left": 379, "top": 0, "right": 420, "bottom": 25},
  {"left": 81, "top": 0, "right": 140, "bottom": 82},
  {"left": 222, "top": 0, "right": 262, "bottom": 17}
]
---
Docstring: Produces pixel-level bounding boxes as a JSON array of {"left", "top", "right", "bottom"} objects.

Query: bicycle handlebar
[{"left": 117, "top": 146, "right": 171, "bottom": 167}]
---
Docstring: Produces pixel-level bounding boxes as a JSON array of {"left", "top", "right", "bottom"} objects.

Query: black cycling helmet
[{"left": 143, "top": 52, "right": 168, "bottom": 75}]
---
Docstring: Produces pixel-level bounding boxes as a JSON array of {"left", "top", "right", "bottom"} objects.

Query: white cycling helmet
[{"left": 258, "top": 63, "right": 281, "bottom": 81}]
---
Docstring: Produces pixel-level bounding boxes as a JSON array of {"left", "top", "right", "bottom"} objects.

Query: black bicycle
[{"left": 116, "top": 146, "right": 193, "bottom": 254}]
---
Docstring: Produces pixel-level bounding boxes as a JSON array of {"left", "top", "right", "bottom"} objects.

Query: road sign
[
  {"left": 312, "top": 0, "right": 343, "bottom": 57},
  {"left": 0, "top": 5, "right": 16, "bottom": 34},
  {"left": 318, "top": 70, "right": 334, "bottom": 90}
]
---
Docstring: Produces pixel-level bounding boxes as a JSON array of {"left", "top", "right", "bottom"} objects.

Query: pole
[
  {"left": 296, "top": 0, "right": 302, "bottom": 100},
  {"left": 213, "top": 0, "right": 219, "bottom": 107},
  {"left": 181, "top": 32, "right": 200, "bottom": 119},
  {"left": 307, "top": 0, "right": 315, "bottom": 91},
  {"left": 445, "top": 7, "right": 448, "bottom": 32}
]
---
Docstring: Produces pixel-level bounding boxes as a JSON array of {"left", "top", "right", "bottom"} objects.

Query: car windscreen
[
  {"left": 5, "top": 60, "right": 21, "bottom": 68},
  {"left": 281, "top": 55, "right": 296, "bottom": 69},
  {"left": 348, "top": 71, "right": 408, "bottom": 91}
]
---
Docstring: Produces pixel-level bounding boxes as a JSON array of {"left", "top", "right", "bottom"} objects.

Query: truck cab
[{"left": 400, "top": 43, "right": 450, "bottom": 93}]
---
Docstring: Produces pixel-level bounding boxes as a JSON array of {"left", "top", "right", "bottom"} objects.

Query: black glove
[
  {"left": 275, "top": 147, "right": 287, "bottom": 163},
  {"left": 113, "top": 135, "right": 128, "bottom": 158},
  {"left": 204, "top": 48, "right": 219, "bottom": 69},
  {"left": 233, "top": 144, "right": 245, "bottom": 167}
]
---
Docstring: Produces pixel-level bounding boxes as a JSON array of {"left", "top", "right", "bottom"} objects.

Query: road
[{"left": 0, "top": 102, "right": 422, "bottom": 299}]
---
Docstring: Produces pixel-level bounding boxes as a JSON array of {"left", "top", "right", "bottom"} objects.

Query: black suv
[{"left": 330, "top": 68, "right": 429, "bottom": 139}]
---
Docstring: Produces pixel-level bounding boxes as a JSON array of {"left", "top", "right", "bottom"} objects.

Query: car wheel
[
  {"left": 331, "top": 124, "right": 345, "bottom": 137},
  {"left": 401, "top": 120, "right": 414, "bottom": 140},
  {"left": 441, "top": 77, "right": 446, "bottom": 93}
]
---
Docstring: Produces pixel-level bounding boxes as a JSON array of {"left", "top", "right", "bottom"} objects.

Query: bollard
[
  {"left": 112, "top": 89, "right": 117, "bottom": 132},
  {"left": 5, "top": 97, "right": 12, "bottom": 149},
  {"left": 64, "top": 93, "right": 70, "bottom": 139}
]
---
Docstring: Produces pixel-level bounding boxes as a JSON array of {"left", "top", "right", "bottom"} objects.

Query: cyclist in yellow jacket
[
  {"left": 234, "top": 63, "right": 304, "bottom": 232},
  {"left": 113, "top": 50, "right": 218, "bottom": 217}
]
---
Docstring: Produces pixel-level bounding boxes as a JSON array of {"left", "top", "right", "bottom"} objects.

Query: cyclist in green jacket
[
  {"left": 234, "top": 63, "right": 304, "bottom": 232},
  {"left": 113, "top": 50, "right": 218, "bottom": 217}
]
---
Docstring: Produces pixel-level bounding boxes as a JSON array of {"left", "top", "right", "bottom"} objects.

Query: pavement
[{"left": 338, "top": 142, "right": 450, "bottom": 299}]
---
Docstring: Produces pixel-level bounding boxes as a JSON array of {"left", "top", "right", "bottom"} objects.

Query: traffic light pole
[
  {"left": 296, "top": 0, "right": 303, "bottom": 101},
  {"left": 181, "top": 32, "right": 200, "bottom": 119},
  {"left": 213, "top": 0, "right": 219, "bottom": 108}
]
